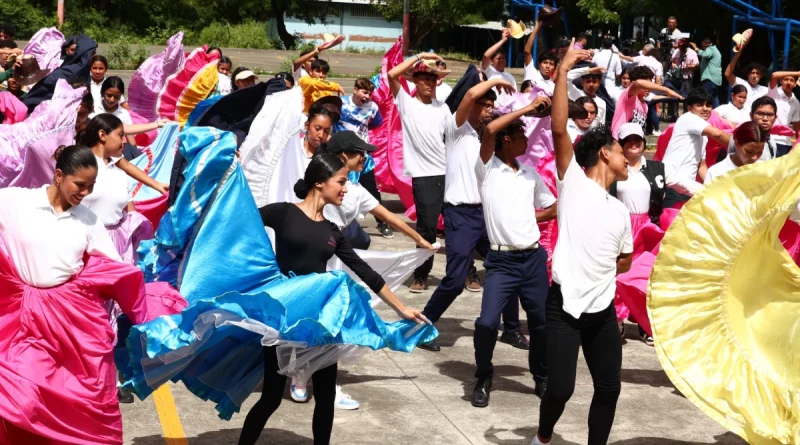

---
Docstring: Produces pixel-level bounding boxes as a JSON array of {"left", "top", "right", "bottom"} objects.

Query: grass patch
[
  {"left": 106, "top": 40, "right": 150, "bottom": 70},
  {"left": 437, "top": 50, "right": 475, "bottom": 62}
]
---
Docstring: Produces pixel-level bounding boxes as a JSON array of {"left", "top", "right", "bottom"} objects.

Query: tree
[{"left": 375, "top": 0, "right": 502, "bottom": 50}]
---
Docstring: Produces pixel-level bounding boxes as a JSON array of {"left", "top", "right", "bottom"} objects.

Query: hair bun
[
  {"left": 293, "top": 178, "right": 311, "bottom": 199},
  {"left": 52, "top": 145, "right": 67, "bottom": 161}
]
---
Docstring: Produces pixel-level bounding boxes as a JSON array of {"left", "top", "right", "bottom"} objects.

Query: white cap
[
  {"left": 618, "top": 122, "right": 645, "bottom": 141},
  {"left": 234, "top": 70, "right": 258, "bottom": 82}
]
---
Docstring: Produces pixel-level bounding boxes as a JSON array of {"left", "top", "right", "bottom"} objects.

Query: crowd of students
[{"left": 0, "top": 12, "right": 798, "bottom": 445}]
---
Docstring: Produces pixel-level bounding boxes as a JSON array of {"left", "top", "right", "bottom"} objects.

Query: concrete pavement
[{"left": 121, "top": 199, "right": 744, "bottom": 445}]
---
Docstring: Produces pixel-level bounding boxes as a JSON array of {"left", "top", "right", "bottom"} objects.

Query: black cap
[{"left": 326, "top": 131, "right": 377, "bottom": 154}]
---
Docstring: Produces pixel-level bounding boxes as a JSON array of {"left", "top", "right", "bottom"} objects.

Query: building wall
[{"left": 277, "top": 4, "right": 402, "bottom": 51}]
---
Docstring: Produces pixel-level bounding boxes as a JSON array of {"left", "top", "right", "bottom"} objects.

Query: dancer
[
  {"left": 534, "top": 41, "right": 632, "bottom": 445},
  {"left": 523, "top": 18, "right": 555, "bottom": 94},
  {"left": 90, "top": 76, "right": 139, "bottom": 147},
  {"left": 216, "top": 56, "right": 233, "bottom": 95},
  {"left": 0, "top": 145, "right": 181, "bottom": 445},
  {"left": 661, "top": 88, "right": 731, "bottom": 207},
  {"left": 611, "top": 66, "right": 682, "bottom": 137},
  {"left": 472, "top": 89, "right": 557, "bottom": 408},
  {"left": 704, "top": 121, "right": 768, "bottom": 184},
  {"left": 567, "top": 96, "right": 598, "bottom": 142},
  {"left": 767, "top": 69, "right": 800, "bottom": 156},
  {"left": 566, "top": 66, "right": 607, "bottom": 126},
  {"left": 611, "top": 122, "right": 701, "bottom": 343},
  {"left": 421, "top": 78, "right": 530, "bottom": 353},
  {"left": 714, "top": 85, "right": 750, "bottom": 127},
  {"left": 481, "top": 28, "right": 517, "bottom": 91},
  {"left": 387, "top": 52, "right": 451, "bottom": 292},
  {"left": 232, "top": 67, "right": 258, "bottom": 92},
  {"left": 335, "top": 77, "right": 393, "bottom": 238},
  {"left": 298, "top": 59, "right": 345, "bottom": 113},
  {"left": 239, "top": 153, "right": 428, "bottom": 445}
]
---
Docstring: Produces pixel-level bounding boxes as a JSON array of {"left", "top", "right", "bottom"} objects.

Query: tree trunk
[{"left": 273, "top": 8, "right": 296, "bottom": 49}]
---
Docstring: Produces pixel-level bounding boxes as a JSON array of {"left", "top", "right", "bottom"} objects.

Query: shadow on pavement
[
  {"left": 424, "top": 318, "right": 474, "bottom": 348},
  {"left": 620, "top": 368, "right": 674, "bottom": 389},
  {"left": 484, "top": 427, "right": 579, "bottom": 445},
  {"left": 435, "top": 360, "right": 536, "bottom": 402},
  {"left": 132, "top": 428, "right": 312, "bottom": 444},
  {"left": 611, "top": 432, "right": 746, "bottom": 444}
]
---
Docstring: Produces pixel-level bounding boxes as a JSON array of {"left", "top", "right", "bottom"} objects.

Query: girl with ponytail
[{"left": 241, "top": 152, "right": 430, "bottom": 445}]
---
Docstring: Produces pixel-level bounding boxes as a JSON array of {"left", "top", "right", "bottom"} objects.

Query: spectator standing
[
  {"left": 693, "top": 39, "right": 722, "bottom": 108},
  {"left": 767, "top": 70, "right": 800, "bottom": 156},
  {"left": 592, "top": 38, "right": 623, "bottom": 94}
]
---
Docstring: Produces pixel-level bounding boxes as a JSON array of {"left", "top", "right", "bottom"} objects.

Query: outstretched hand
[
  {"left": 398, "top": 306, "right": 432, "bottom": 325},
  {"left": 559, "top": 39, "right": 593, "bottom": 73}
]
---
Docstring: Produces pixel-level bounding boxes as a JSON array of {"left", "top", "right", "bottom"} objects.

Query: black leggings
[
  {"left": 238, "top": 346, "right": 338, "bottom": 445},
  {"left": 358, "top": 171, "right": 384, "bottom": 224},
  {"left": 538, "top": 284, "right": 622, "bottom": 445}
]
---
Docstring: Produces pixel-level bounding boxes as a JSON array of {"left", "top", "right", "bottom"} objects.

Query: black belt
[{"left": 444, "top": 202, "right": 482, "bottom": 209}]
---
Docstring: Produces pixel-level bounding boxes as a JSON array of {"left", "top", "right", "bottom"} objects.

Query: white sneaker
[
  {"left": 531, "top": 435, "right": 550, "bottom": 445},
  {"left": 334, "top": 385, "right": 360, "bottom": 410},
  {"left": 652, "top": 129, "right": 662, "bottom": 136},
  {"left": 290, "top": 376, "right": 309, "bottom": 403}
]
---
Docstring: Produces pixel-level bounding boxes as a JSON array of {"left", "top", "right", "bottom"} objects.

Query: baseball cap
[
  {"left": 234, "top": 70, "right": 258, "bottom": 82},
  {"left": 326, "top": 131, "right": 377, "bottom": 154},
  {"left": 618, "top": 123, "right": 645, "bottom": 141}
]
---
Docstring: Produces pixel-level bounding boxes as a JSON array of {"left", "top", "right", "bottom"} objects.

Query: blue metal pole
[
  {"left": 507, "top": 3, "right": 515, "bottom": 68},
  {"left": 768, "top": 30, "right": 777, "bottom": 71},
  {"left": 784, "top": 20, "right": 791, "bottom": 69},
  {"left": 533, "top": 5, "right": 541, "bottom": 65},
  {"left": 707, "top": 0, "right": 769, "bottom": 17}
]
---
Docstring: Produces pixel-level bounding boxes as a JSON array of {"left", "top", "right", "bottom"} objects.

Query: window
[{"left": 349, "top": 4, "right": 383, "bottom": 19}]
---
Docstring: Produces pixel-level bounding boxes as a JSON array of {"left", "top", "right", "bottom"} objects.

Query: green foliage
[
  {"left": 279, "top": 57, "right": 295, "bottom": 74},
  {"left": 0, "top": 0, "right": 51, "bottom": 37},
  {"left": 193, "top": 21, "right": 273, "bottom": 49},
  {"left": 106, "top": 40, "right": 150, "bottom": 70}
]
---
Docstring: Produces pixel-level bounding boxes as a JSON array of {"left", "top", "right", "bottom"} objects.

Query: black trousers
[
  {"left": 422, "top": 206, "right": 520, "bottom": 332},
  {"left": 238, "top": 346, "right": 338, "bottom": 445},
  {"left": 538, "top": 284, "right": 621, "bottom": 444},
  {"left": 358, "top": 170, "right": 384, "bottom": 224},
  {"left": 474, "top": 248, "right": 549, "bottom": 380},
  {"left": 411, "top": 175, "right": 445, "bottom": 281},
  {"left": 341, "top": 219, "right": 371, "bottom": 250}
]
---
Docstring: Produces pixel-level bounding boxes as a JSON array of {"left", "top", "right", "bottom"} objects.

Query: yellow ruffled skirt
[{"left": 649, "top": 147, "right": 800, "bottom": 445}]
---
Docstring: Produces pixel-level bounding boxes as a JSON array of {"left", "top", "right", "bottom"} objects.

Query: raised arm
[
  {"left": 724, "top": 51, "right": 743, "bottom": 86},
  {"left": 479, "top": 96, "right": 550, "bottom": 164},
  {"left": 293, "top": 47, "right": 320, "bottom": 72},
  {"left": 483, "top": 29, "right": 511, "bottom": 71},
  {"left": 629, "top": 79, "right": 683, "bottom": 100},
  {"left": 388, "top": 52, "right": 442, "bottom": 97},
  {"left": 370, "top": 205, "right": 434, "bottom": 249},
  {"left": 117, "top": 158, "right": 168, "bottom": 194},
  {"left": 523, "top": 21, "right": 542, "bottom": 67},
  {"left": 770, "top": 71, "right": 800, "bottom": 89},
  {"left": 455, "top": 78, "right": 515, "bottom": 127},
  {"left": 124, "top": 120, "right": 169, "bottom": 136},
  {"left": 553, "top": 40, "right": 593, "bottom": 179}
]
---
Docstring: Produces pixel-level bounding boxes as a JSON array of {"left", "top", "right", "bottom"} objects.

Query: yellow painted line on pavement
[{"left": 153, "top": 384, "right": 189, "bottom": 445}]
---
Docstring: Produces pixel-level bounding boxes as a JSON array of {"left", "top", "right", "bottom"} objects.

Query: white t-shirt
[
  {"left": 662, "top": 112, "right": 710, "bottom": 181},
  {"left": 565, "top": 67, "right": 606, "bottom": 126},
  {"left": 475, "top": 155, "right": 556, "bottom": 248},
  {"left": 633, "top": 55, "right": 663, "bottom": 81},
  {"left": 81, "top": 156, "right": 131, "bottom": 226},
  {"left": 714, "top": 103, "right": 750, "bottom": 126},
  {"left": 615, "top": 160, "right": 702, "bottom": 214},
  {"left": 703, "top": 155, "right": 738, "bottom": 185},
  {"left": 567, "top": 120, "right": 587, "bottom": 143},
  {"left": 394, "top": 89, "right": 451, "bottom": 177},
  {"left": 436, "top": 82, "right": 453, "bottom": 102},
  {"left": 660, "top": 28, "right": 683, "bottom": 43},
  {"left": 217, "top": 74, "right": 232, "bottom": 96},
  {"left": 323, "top": 180, "right": 379, "bottom": 228},
  {"left": 524, "top": 63, "right": 555, "bottom": 96},
  {"left": 0, "top": 186, "right": 120, "bottom": 288},
  {"left": 592, "top": 49, "right": 622, "bottom": 92},
  {"left": 552, "top": 157, "right": 632, "bottom": 317},
  {"left": 293, "top": 67, "right": 309, "bottom": 81},
  {"left": 444, "top": 119, "right": 481, "bottom": 205},
  {"left": 90, "top": 105, "right": 133, "bottom": 125},
  {"left": 483, "top": 64, "right": 518, "bottom": 92},
  {"left": 768, "top": 86, "right": 800, "bottom": 146},
  {"left": 734, "top": 77, "right": 769, "bottom": 111}
]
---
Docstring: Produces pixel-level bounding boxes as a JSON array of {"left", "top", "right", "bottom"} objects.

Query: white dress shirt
[
  {"left": 768, "top": 86, "right": 800, "bottom": 147},
  {"left": 0, "top": 186, "right": 121, "bottom": 288},
  {"left": 483, "top": 64, "right": 518, "bottom": 92},
  {"left": 714, "top": 103, "right": 750, "bottom": 126},
  {"left": 523, "top": 63, "right": 555, "bottom": 96},
  {"left": 591, "top": 49, "right": 622, "bottom": 93},
  {"left": 394, "top": 89, "right": 451, "bottom": 178},
  {"left": 475, "top": 155, "right": 556, "bottom": 249},
  {"left": 444, "top": 119, "right": 482, "bottom": 205},
  {"left": 552, "top": 157, "right": 632, "bottom": 317},
  {"left": 566, "top": 67, "right": 606, "bottom": 127},
  {"left": 734, "top": 77, "right": 769, "bottom": 111},
  {"left": 81, "top": 156, "right": 131, "bottom": 226},
  {"left": 323, "top": 180, "right": 378, "bottom": 229}
]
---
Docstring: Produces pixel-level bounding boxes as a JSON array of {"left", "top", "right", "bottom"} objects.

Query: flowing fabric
[
  {"left": 22, "top": 35, "right": 96, "bottom": 114},
  {"left": 495, "top": 88, "right": 555, "bottom": 168},
  {"left": 0, "top": 252, "right": 184, "bottom": 445},
  {"left": 22, "top": 28, "right": 66, "bottom": 72},
  {"left": 132, "top": 194, "right": 169, "bottom": 231},
  {"left": 122, "top": 127, "right": 437, "bottom": 420},
  {"left": 369, "top": 37, "right": 416, "bottom": 219},
  {"left": 107, "top": 211, "right": 154, "bottom": 264},
  {"left": 156, "top": 47, "right": 219, "bottom": 127},
  {"left": 128, "top": 32, "right": 185, "bottom": 122},
  {"left": 649, "top": 148, "right": 800, "bottom": 444},
  {"left": 0, "top": 80, "right": 84, "bottom": 188},
  {"left": 129, "top": 122, "right": 181, "bottom": 202},
  {"left": 0, "top": 92, "right": 27, "bottom": 124}
]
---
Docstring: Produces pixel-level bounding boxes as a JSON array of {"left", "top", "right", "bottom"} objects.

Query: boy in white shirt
[
  {"left": 388, "top": 53, "right": 452, "bottom": 292},
  {"left": 724, "top": 40, "right": 768, "bottom": 111},
  {"left": 481, "top": 29, "right": 518, "bottom": 91},
  {"left": 767, "top": 70, "right": 800, "bottom": 156},
  {"left": 471, "top": 92, "right": 556, "bottom": 408},
  {"left": 523, "top": 19, "right": 556, "bottom": 95},
  {"left": 533, "top": 40, "right": 632, "bottom": 445},
  {"left": 592, "top": 37, "right": 622, "bottom": 94},
  {"left": 661, "top": 88, "right": 731, "bottom": 207}
]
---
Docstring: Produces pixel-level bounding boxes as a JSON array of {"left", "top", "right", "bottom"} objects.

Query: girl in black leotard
[{"left": 238, "top": 153, "right": 429, "bottom": 445}]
